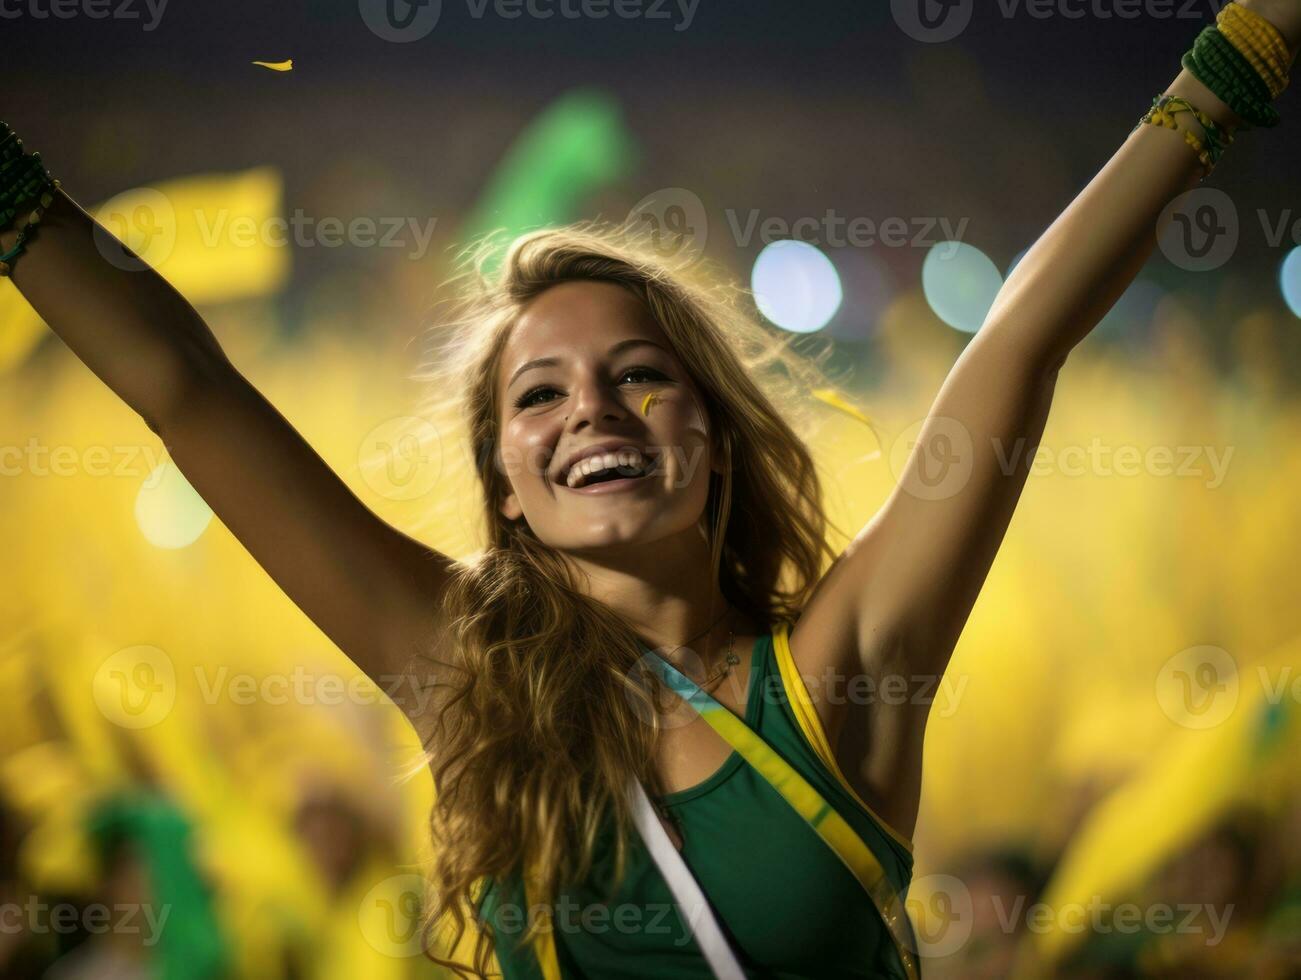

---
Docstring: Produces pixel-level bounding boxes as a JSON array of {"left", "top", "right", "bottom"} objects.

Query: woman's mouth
[
  {"left": 563, "top": 475, "right": 653, "bottom": 494},
  {"left": 561, "top": 448, "right": 662, "bottom": 492}
]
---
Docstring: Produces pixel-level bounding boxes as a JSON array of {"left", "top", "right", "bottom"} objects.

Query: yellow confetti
[
  {"left": 641, "top": 392, "right": 659, "bottom": 417},
  {"left": 811, "top": 388, "right": 873, "bottom": 427},
  {"left": 811, "top": 388, "right": 883, "bottom": 459},
  {"left": 252, "top": 59, "right": 294, "bottom": 72}
]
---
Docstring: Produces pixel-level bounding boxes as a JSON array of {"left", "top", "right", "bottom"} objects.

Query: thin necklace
[
  {"left": 698, "top": 623, "right": 738, "bottom": 692},
  {"left": 657, "top": 607, "right": 739, "bottom": 689},
  {"left": 672, "top": 606, "right": 730, "bottom": 652}
]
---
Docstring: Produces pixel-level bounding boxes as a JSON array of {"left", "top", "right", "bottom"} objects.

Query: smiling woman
[
  {"left": 4, "top": 1, "right": 1300, "bottom": 977},
  {"left": 407, "top": 222, "right": 868, "bottom": 977},
  {"left": 495, "top": 280, "right": 722, "bottom": 551}
]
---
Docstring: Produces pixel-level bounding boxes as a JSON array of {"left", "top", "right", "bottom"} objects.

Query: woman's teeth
[{"left": 565, "top": 449, "right": 651, "bottom": 489}]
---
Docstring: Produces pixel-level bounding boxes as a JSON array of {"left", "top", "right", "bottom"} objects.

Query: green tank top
[{"left": 476, "top": 628, "right": 915, "bottom": 979}]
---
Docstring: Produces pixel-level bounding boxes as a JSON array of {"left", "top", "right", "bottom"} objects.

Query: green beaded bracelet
[
  {"left": 1197, "top": 35, "right": 1275, "bottom": 118},
  {"left": 1182, "top": 24, "right": 1281, "bottom": 128},
  {"left": 0, "top": 183, "right": 58, "bottom": 277},
  {"left": 0, "top": 120, "right": 60, "bottom": 276}
]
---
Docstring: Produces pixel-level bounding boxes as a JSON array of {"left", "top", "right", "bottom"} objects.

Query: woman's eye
[
  {"left": 620, "top": 366, "right": 667, "bottom": 384},
  {"left": 514, "top": 386, "right": 558, "bottom": 409},
  {"left": 513, "top": 367, "right": 668, "bottom": 410}
]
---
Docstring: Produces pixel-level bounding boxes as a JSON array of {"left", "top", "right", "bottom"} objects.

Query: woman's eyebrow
[{"left": 505, "top": 338, "right": 670, "bottom": 389}]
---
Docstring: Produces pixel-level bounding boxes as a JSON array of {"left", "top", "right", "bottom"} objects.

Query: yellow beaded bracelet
[
  {"left": 1218, "top": 2, "right": 1292, "bottom": 100},
  {"left": 1135, "top": 94, "right": 1234, "bottom": 179}
]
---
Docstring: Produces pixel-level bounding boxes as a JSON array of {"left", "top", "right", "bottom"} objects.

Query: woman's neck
[{"left": 560, "top": 524, "right": 749, "bottom": 672}]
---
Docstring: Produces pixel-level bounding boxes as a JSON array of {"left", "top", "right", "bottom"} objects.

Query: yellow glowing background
[{"left": 4, "top": 130, "right": 1301, "bottom": 977}]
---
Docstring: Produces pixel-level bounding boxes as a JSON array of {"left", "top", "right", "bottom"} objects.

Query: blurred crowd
[
  {"left": 3, "top": 269, "right": 1300, "bottom": 976},
  {"left": 4, "top": 37, "right": 1301, "bottom": 976}
]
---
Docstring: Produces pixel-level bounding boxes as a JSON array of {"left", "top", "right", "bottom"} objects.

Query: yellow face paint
[
  {"left": 641, "top": 392, "right": 659, "bottom": 417},
  {"left": 253, "top": 60, "right": 294, "bottom": 71}
]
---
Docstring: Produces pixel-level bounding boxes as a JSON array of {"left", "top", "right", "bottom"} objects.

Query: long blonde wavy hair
[{"left": 412, "top": 220, "right": 848, "bottom": 977}]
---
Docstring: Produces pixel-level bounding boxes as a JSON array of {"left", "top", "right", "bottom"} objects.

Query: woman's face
[{"left": 495, "top": 279, "right": 721, "bottom": 555}]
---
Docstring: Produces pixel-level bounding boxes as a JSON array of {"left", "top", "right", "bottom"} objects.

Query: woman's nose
[{"left": 564, "top": 379, "right": 628, "bottom": 430}]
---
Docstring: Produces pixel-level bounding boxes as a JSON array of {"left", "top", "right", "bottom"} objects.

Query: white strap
[{"left": 627, "top": 777, "right": 747, "bottom": 980}]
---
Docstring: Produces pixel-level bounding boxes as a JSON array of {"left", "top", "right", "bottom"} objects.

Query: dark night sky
[
  {"left": 6, "top": 0, "right": 1299, "bottom": 354},
  {"left": 3, "top": 1, "right": 1237, "bottom": 86}
]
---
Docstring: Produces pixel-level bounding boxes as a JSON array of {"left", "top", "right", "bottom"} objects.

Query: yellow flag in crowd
[{"left": 0, "top": 166, "right": 289, "bottom": 373}]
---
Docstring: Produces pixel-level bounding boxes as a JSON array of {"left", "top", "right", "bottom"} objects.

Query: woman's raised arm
[
  {"left": 790, "top": 2, "right": 1298, "bottom": 840},
  {"left": 2, "top": 179, "right": 460, "bottom": 722},
  {"left": 814, "top": 1, "right": 1301, "bottom": 671}
]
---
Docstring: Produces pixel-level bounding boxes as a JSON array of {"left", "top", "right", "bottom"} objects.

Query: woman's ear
[{"left": 499, "top": 489, "right": 523, "bottom": 522}]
